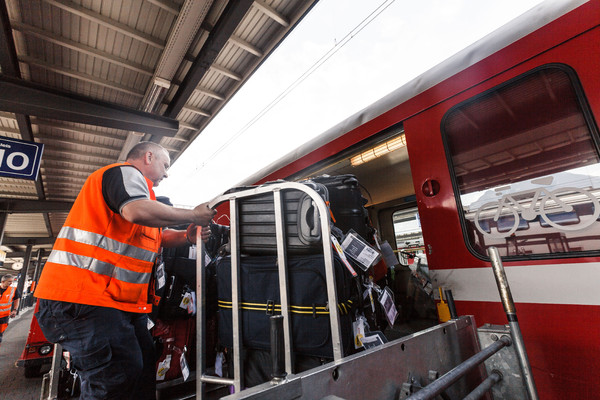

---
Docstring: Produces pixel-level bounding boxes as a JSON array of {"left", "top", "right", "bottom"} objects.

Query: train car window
[
  {"left": 443, "top": 65, "right": 600, "bottom": 258},
  {"left": 393, "top": 208, "right": 428, "bottom": 268}
]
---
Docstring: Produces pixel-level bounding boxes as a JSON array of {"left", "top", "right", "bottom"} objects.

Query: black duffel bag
[{"left": 217, "top": 253, "right": 356, "bottom": 358}]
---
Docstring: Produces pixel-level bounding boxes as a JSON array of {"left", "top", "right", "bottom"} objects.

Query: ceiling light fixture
[{"left": 350, "top": 134, "right": 407, "bottom": 166}]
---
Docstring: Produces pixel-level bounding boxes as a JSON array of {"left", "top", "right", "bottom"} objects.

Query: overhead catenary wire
[{"left": 194, "top": 0, "right": 397, "bottom": 171}]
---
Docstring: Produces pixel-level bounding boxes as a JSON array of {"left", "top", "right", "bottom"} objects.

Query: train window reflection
[
  {"left": 443, "top": 65, "right": 600, "bottom": 258},
  {"left": 393, "top": 208, "right": 428, "bottom": 269}
]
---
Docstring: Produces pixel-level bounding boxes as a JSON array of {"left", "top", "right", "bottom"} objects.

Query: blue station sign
[{"left": 0, "top": 136, "right": 44, "bottom": 181}]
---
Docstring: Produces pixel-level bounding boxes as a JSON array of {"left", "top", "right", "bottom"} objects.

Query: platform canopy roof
[{"left": 0, "top": 0, "right": 317, "bottom": 276}]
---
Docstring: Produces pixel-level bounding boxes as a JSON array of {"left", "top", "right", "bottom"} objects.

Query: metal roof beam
[
  {"left": 2, "top": 237, "right": 55, "bottom": 245},
  {"left": 229, "top": 35, "right": 263, "bottom": 57},
  {"left": 0, "top": 75, "right": 179, "bottom": 137},
  {"left": 5, "top": 251, "right": 49, "bottom": 259},
  {"left": 182, "top": 105, "right": 211, "bottom": 117},
  {"left": 0, "top": 125, "right": 19, "bottom": 135},
  {"left": 210, "top": 63, "right": 242, "bottom": 81},
  {"left": 32, "top": 120, "right": 128, "bottom": 142},
  {"left": 40, "top": 168, "right": 91, "bottom": 179},
  {"left": 0, "top": 112, "right": 126, "bottom": 145},
  {"left": 41, "top": 155, "right": 105, "bottom": 169},
  {"left": 253, "top": 1, "right": 289, "bottom": 27},
  {"left": 193, "top": 86, "right": 225, "bottom": 101},
  {"left": 19, "top": 55, "right": 146, "bottom": 98},
  {"left": 43, "top": 0, "right": 165, "bottom": 50},
  {"left": 35, "top": 135, "right": 121, "bottom": 152},
  {"left": 10, "top": 21, "right": 155, "bottom": 77},
  {"left": 145, "top": 0, "right": 181, "bottom": 16},
  {"left": 166, "top": 0, "right": 254, "bottom": 118},
  {"left": 0, "top": 199, "right": 73, "bottom": 213}
]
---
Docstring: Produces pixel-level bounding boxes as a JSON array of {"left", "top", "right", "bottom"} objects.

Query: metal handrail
[
  {"left": 197, "top": 182, "right": 343, "bottom": 398},
  {"left": 405, "top": 336, "right": 511, "bottom": 400},
  {"left": 488, "top": 246, "right": 539, "bottom": 400}
]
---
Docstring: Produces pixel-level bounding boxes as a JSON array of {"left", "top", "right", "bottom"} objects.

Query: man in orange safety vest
[
  {"left": 0, "top": 274, "right": 20, "bottom": 347},
  {"left": 35, "top": 141, "right": 216, "bottom": 399}
]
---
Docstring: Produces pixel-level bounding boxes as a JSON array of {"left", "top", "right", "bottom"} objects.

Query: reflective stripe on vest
[
  {"left": 48, "top": 250, "right": 152, "bottom": 285},
  {"left": 57, "top": 226, "right": 157, "bottom": 263}
]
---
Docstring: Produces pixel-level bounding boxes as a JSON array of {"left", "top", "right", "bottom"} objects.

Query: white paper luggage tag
[
  {"left": 180, "top": 292, "right": 192, "bottom": 310},
  {"left": 361, "top": 331, "right": 387, "bottom": 349},
  {"left": 156, "top": 354, "right": 171, "bottom": 381},
  {"left": 156, "top": 260, "right": 166, "bottom": 290},
  {"left": 331, "top": 235, "right": 358, "bottom": 277},
  {"left": 180, "top": 353, "right": 190, "bottom": 381},
  {"left": 179, "top": 291, "right": 197, "bottom": 315},
  {"left": 146, "top": 317, "right": 155, "bottom": 330},
  {"left": 341, "top": 231, "right": 380, "bottom": 270},
  {"left": 363, "top": 277, "right": 381, "bottom": 313},
  {"left": 352, "top": 315, "right": 367, "bottom": 349},
  {"left": 188, "top": 244, "right": 197, "bottom": 260},
  {"left": 378, "top": 286, "right": 398, "bottom": 327}
]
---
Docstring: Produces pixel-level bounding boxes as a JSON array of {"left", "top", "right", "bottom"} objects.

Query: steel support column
[
  {"left": 32, "top": 248, "right": 45, "bottom": 287},
  {"left": 0, "top": 212, "right": 7, "bottom": 245},
  {"left": 16, "top": 244, "right": 32, "bottom": 310}
]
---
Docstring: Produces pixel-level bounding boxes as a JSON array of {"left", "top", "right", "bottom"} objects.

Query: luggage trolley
[{"left": 196, "top": 182, "right": 344, "bottom": 398}]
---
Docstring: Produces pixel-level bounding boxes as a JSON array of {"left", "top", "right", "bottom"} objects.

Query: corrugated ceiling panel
[{"left": 6, "top": 214, "right": 48, "bottom": 236}]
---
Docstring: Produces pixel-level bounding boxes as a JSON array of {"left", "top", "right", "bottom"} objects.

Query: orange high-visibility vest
[
  {"left": 35, "top": 163, "right": 161, "bottom": 313},
  {"left": 0, "top": 285, "right": 16, "bottom": 333},
  {"left": 0, "top": 286, "right": 16, "bottom": 319}
]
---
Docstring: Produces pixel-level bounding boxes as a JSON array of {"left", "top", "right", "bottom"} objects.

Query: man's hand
[
  {"left": 186, "top": 223, "right": 212, "bottom": 244},
  {"left": 192, "top": 203, "right": 217, "bottom": 226},
  {"left": 10, "top": 310, "right": 17, "bottom": 318}
]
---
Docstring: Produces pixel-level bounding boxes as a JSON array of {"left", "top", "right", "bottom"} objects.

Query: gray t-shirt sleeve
[{"left": 102, "top": 165, "right": 151, "bottom": 214}]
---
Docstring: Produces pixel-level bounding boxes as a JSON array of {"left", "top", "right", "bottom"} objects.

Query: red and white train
[{"left": 228, "top": 1, "right": 600, "bottom": 398}]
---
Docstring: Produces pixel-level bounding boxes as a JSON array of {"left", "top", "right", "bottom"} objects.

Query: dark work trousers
[{"left": 36, "top": 299, "right": 156, "bottom": 400}]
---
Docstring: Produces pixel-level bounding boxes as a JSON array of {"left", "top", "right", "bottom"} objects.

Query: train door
[{"left": 404, "top": 59, "right": 600, "bottom": 398}]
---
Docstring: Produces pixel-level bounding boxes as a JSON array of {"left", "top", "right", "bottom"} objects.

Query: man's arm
[
  {"left": 10, "top": 298, "right": 19, "bottom": 317},
  {"left": 161, "top": 225, "right": 212, "bottom": 248},
  {"left": 121, "top": 200, "right": 215, "bottom": 228}
]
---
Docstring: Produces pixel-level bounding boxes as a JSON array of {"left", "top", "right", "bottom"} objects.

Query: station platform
[{"left": 0, "top": 307, "right": 46, "bottom": 400}]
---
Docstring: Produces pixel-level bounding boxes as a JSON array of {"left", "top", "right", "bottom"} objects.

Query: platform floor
[
  {"left": 0, "top": 307, "right": 437, "bottom": 400},
  {"left": 0, "top": 307, "right": 47, "bottom": 400}
]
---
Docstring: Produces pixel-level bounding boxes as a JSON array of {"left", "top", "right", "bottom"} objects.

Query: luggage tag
[
  {"left": 156, "top": 354, "right": 171, "bottom": 381},
  {"left": 179, "top": 291, "right": 197, "bottom": 315},
  {"left": 180, "top": 292, "right": 192, "bottom": 311},
  {"left": 352, "top": 314, "right": 368, "bottom": 349},
  {"left": 340, "top": 230, "right": 381, "bottom": 271},
  {"left": 156, "top": 260, "right": 166, "bottom": 290},
  {"left": 180, "top": 353, "right": 190, "bottom": 381},
  {"left": 361, "top": 331, "right": 388, "bottom": 349},
  {"left": 188, "top": 244, "right": 197, "bottom": 260},
  {"left": 189, "top": 291, "right": 197, "bottom": 315},
  {"left": 362, "top": 277, "right": 381, "bottom": 313},
  {"left": 331, "top": 235, "right": 358, "bottom": 277},
  {"left": 378, "top": 286, "right": 398, "bottom": 327},
  {"left": 146, "top": 317, "right": 155, "bottom": 330}
]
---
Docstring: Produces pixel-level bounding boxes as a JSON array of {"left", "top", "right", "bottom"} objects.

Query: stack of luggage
[{"left": 215, "top": 175, "right": 396, "bottom": 387}]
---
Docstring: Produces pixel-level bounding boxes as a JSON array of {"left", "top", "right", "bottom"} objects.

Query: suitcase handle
[{"left": 298, "top": 194, "right": 321, "bottom": 243}]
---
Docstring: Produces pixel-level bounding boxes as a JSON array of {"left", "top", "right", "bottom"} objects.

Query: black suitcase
[
  {"left": 226, "top": 181, "right": 329, "bottom": 255},
  {"left": 217, "top": 253, "right": 356, "bottom": 358},
  {"left": 308, "top": 174, "right": 373, "bottom": 241}
]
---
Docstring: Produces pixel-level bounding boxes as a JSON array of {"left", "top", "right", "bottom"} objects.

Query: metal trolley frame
[{"left": 196, "top": 182, "right": 344, "bottom": 398}]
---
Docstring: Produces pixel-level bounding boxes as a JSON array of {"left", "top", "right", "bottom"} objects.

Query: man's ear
[{"left": 144, "top": 151, "right": 153, "bottom": 165}]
